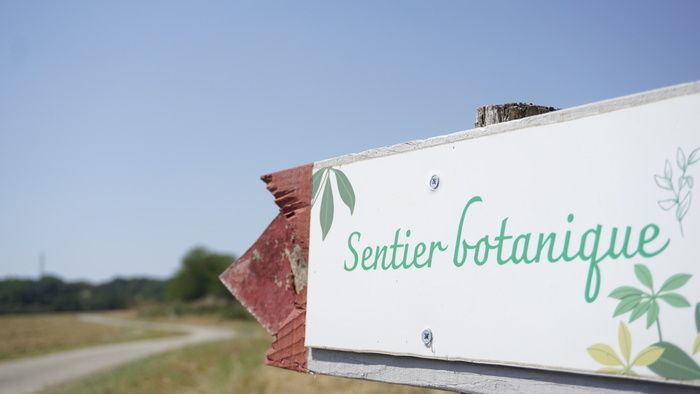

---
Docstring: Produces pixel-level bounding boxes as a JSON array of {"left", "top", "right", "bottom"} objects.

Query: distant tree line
[
  {"left": 0, "top": 276, "right": 165, "bottom": 313},
  {"left": 0, "top": 247, "right": 239, "bottom": 314}
]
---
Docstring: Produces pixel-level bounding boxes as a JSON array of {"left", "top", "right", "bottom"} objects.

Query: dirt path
[{"left": 0, "top": 314, "right": 235, "bottom": 394}]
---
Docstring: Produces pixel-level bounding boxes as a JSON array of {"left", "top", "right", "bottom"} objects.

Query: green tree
[{"left": 166, "top": 247, "right": 236, "bottom": 301}]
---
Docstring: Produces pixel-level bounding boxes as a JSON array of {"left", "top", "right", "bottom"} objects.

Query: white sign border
[{"left": 315, "top": 81, "right": 700, "bottom": 171}]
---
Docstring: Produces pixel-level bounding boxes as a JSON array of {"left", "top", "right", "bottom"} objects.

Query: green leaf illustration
[
  {"left": 619, "top": 321, "right": 632, "bottom": 363},
  {"left": 629, "top": 300, "right": 650, "bottom": 323},
  {"left": 314, "top": 167, "right": 357, "bottom": 242},
  {"left": 332, "top": 169, "right": 355, "bottom": 215},
  {"left": 632, "top": 346, "right": 665, "bottom": 367},
  {"left": 587, "top": 344, "right": 623, "bottom": 366},
  {"left": 658, "top": 293, "right": 691, "bottom": 308},
  {"left": 311, "top": 168, "right": 327, "bottom": 204},
  {"left": 676, "top": 191, "right": 691, "bottom": 221},
  {"left": 319, "top": 179, "right": 334, "bottom": 240},
  {"left": 689, "top": 147, "right": 700, "bottom": 165},
  {"left": 654, "top": 175, "right": 673, "bottom": 191},
  {"left": 646, "top": 301, "right": 659, "bottom": 329},
  {"left": 597, "top": 367, "right": 623, "bottom": 375},
  {"left": 594, "top": 265, "right": 699, "bottom": 379},
  {"left": 647, "top": 342, "right": 700, "bottom": 380},
  {"left": 589, "top": 322, "right": 665, "bottom": 376},
  {"left": 677, "top": 147, "right": 687, "bottom": 171},
  {"left": 659, "top": 273, "right": 692, "bottom": 293},
  {"left": 609, "top": 286, "right": 644, "bottom": 300},
  {"left": 634, "top": 264, "right": 653, "bottom": 289},
  {"left": 610, "top": 267, "right": 693, "bottom": 339},
  {"left": 657, "top": 199, "right": 677, "bottom": 210},
  {"left": 656, "top": 147, "right": 699, "bottom": 236},
  {"left": 613, "top": 295, "right": 642, "bottom": 317}
]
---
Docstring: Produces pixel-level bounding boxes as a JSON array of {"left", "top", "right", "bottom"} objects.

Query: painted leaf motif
[
  {"left": 688, "top": 147, "right": 700, "bottom": 165},
  {"left": 629, "top": 300, "right": 650, "bottom": 323},
  {"left": 311, "top": 168, "right": 327, "bottom": 204},
  {"left": 665, "top": 160, "right": 673, "bottom": 179},
  {"left": 687, "top": 176, "right": 695, "bottom": 189},
  {"left": 657, "top": 199, "right": 677, "bottom": 210},
  {"left": 634, "top": 264, "right": 653, "bottom": 289},
  {"left": 632, "top": 346, "right": 665, "bottom": 367},
  {"left": 597, "top": 367, "right": 623, "bottom": 375},
  {"left": 659, "top": 293, "right": 691, "bottom": 308},
  {"left": 587, "top": 344, "right": 623, "bottom": 366},
  {"left": 693, "top": 334, "right": 700, "bottom": 355},
  {"left": 613, "top": 295, "right": 642, "bottom": 317},
  {"left": 319, "top": 179, "right": 334, "bottom": 240},
  {"left": 677, "top": 147, "right": 687, "bottom": 170},
  {"left": 609, "top": 286, "right": 644, "bottom": 300},
  {"left": 676, "top": 191, "right": 691, "bottom": 221},
  {"left": 618, "top": 322, "right": 632, "bottom": 363},
  {"left": 646, "top": 301, "right": 659, "bottom": 329},
  {"left": 659, "top": 273, "right": 692, "bottom": 293},
  {"left": 654, "top": 175, "right": 673, "bottom": 191},
  {"left": 332, "top": 169, "right": 355, "bottom": 215},
  {"left": 647, "top": 342, "right": 700, "bottom": 380}
]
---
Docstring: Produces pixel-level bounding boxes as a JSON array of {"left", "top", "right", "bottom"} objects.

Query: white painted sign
[{"left": 306, "top": 85, "right": 700, "bottom": 384}]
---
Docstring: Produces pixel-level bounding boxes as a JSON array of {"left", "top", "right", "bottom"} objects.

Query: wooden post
[{"left": 475, "top": 102, "right": 557, "bottom": 127}]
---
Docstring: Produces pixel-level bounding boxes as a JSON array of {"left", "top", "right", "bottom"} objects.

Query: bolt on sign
[{"left": 222, "top": 81, "right": 700, "bottom": 392}]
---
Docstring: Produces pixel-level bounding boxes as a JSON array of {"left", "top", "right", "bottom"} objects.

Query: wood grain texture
[
  {"left": 266, "top": 291, "right": 307, "bottom": 371},
  {"left": 262, "top": 164, "right": 312, "bottom": 267},
  {"left": 309, "top": 349, "right": 698, "bottom": 394},
  {"left": 474, "top": 103, "right": 557, "bottom": 127}
]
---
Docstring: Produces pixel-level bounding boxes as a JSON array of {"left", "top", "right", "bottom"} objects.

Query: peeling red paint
[
  {"left": 266, "top": 288, "right": 307, "bottom": 372},
  {"left": 220, "top": 163, "right": 312, "bottom": 371},
  {"left": 219, "top": 214, "right": 297, "bottom": 334},
  {"left": 262, "top": 165, "right": 311, "bottom": 261}
]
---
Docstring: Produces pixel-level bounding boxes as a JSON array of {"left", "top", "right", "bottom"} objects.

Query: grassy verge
[
  {"left": 103, "top": 309, "right": 249, "bottom": 328},
  {"left": 43, "top": 320, "right": 450, "bottom": 394},
  {"left": 0, "top": 313, "right": 177, "bottom": 361}
]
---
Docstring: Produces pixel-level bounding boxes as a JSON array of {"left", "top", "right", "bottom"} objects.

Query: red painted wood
[
  {"left": 220, "top": 163, "right": 312, "bottom": 372},
  {"left": 266, "top": 288, "right": 307, "bottom": 371},
  {"left": 262, "top": 164, "right": 311, "bottom": 260},
  {"left": 219, "top": 214, "right": 297, "bottom": 334}
]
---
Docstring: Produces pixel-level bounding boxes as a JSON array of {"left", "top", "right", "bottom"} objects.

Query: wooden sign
[
  {"left": 222, "top": 81, "right": 700, "bottom": 392},
  {"left": 306, "top": 85, "right": 700, "bottom": 383}
]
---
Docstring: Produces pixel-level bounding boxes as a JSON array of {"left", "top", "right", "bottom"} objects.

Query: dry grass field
[
  {"left": 0, "top": 313, "right": 176, "bottom": 361},
  {"left": 43, "top": 315, "right": 451, "bottom": 394}
]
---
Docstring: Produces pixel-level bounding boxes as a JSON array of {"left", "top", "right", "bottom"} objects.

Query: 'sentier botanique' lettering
[{"left": 343, "top": 195, "right": 670, "bottom": 303}]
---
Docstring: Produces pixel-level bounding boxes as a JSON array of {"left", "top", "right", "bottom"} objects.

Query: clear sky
[{"left": 1, "top": 1, "right": 699, "bottom": 282}]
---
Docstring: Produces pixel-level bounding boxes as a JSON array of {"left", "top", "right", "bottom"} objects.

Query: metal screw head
[
  {"left": 421, "top": 328, "right": 433, "bottom": 347},
  {"left": 429, "top": 174, "right": 440, "bottom": 190}
]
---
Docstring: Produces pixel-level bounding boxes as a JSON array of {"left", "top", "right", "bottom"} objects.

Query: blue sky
[{"left": 1, "top": 1, "right": 699, "bottom": 282}]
